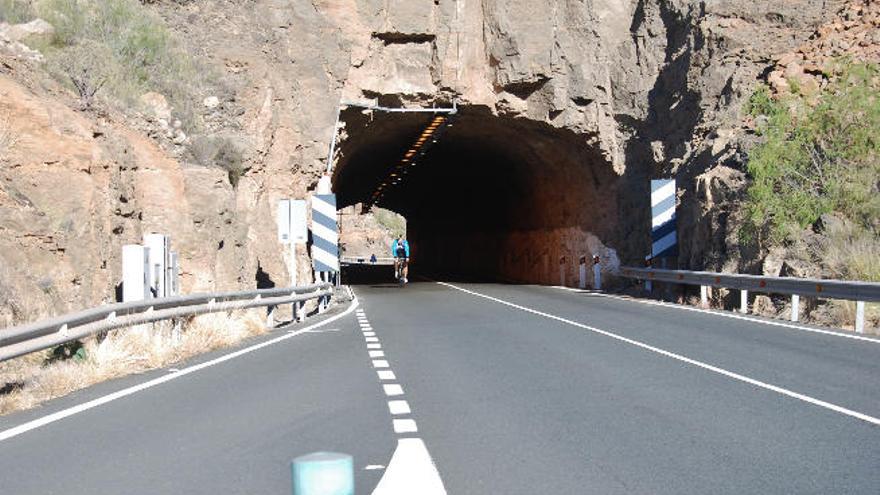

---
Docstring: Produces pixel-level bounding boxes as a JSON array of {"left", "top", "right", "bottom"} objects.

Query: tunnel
[{"left": 333, "top": 105, "right": 642, "bottom": 284}]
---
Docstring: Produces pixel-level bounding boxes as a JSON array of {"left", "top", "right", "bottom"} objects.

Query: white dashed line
[
  {"left": 364, "top": 465, "right": 386, "bottom": 471},
  {"left": 388, "top": 400, "right": 411, "bottom": 415},
  {"left": 440, "top": 281, "right": 880, "bottom": 427},
  {"left": 392, "top": 419, "right": 418, "bottom": 434},
  {"left": 377, "top": 370, "right": 396, "bottom": 380},
  {"left": 383, "top": 384, "right": 404, "bottom": 396},
  {"left": 354, "top": 306, "right": 447, "bottom": 495}
]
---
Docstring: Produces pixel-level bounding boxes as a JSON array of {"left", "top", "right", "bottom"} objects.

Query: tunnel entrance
[{"left": 333, "top": 105, "right": 633, "bottom": 285}]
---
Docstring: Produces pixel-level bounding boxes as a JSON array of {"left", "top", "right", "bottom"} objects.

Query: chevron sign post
[
  {"left": 311, "top": 194, "right": 339, "bottom": 273},
  {"left": 651, "top": 179, "right": 677, "bottom": 259}
]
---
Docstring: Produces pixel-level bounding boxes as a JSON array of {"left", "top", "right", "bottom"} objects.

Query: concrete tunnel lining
[{"left": 333, "top": 106, "right": 626, "bottom": 283}]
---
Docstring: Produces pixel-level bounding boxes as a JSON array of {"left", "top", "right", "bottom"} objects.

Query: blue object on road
[{"left": 292, "top": 452, "right": 354, "bottom": 495}]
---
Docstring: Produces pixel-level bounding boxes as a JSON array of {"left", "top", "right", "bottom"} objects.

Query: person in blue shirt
[{"left": 391, "top": 236, "right": 410, "bottom": 283}]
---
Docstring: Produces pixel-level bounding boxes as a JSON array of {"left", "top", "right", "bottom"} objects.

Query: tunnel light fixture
[{"left": 364, "top": 113, "right": 456, "bottom": 209}]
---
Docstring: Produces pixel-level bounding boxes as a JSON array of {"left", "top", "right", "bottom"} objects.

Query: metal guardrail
[
  {"left": 340, "top": 256, "right": 395, "bottom": 265},
  {"left": 618, "top": 266, "right": 879, "bottom": 332},
  {"left": 0, "top": 283, "right": 334, "bottom": 363}
]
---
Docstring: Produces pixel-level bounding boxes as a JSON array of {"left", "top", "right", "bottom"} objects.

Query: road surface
[{"left": 1, "top": 274, "right": 878, "bottom": 493}]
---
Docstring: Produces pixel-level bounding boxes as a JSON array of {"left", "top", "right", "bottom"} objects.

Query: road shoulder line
[
  {"left": 0, "top": 297, "right": 360, "bottom": 443},
  {"left": 439, "top": 281, "right": 880, "bottom": 427},
  {"left": 550, "top": 285, "right": 880, "bottom": 344}
]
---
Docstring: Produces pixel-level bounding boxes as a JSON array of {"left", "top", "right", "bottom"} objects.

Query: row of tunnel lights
[{"left": 364, "top": 114, "right": 454, "bottom": 211}]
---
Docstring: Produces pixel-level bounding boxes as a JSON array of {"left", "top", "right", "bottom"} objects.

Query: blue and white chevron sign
[
  {"left": 311, "top": 194, "right": 339, "bottom": 272},
  {"left": 651, "top": 179, "right": 677, "bottom": 258}
]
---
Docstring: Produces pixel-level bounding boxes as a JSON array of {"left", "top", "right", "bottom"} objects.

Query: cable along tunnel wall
[{"left": 333, "top": 106, "right": 635, "bottom": 284}]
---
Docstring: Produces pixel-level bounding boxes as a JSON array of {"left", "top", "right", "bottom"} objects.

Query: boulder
[
  {"left": 140, "top": 92, "right": 172, "bottom": 121},
  {"left": 1, "top": 19, "right": 54, "bottom": 43}
]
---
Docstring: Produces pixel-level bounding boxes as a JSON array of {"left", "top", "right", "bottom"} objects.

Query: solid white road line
[
  {"left": 0, "top": 296, "right": 361, "bottom": 443},
  {"left": 377, "top": 370, "right": 397, "bottom": 380},
  {"left": 551, "top": 286, "right": 880, "bottom": 344},
  {"left": 371, "top": 438, "right": 446, "bottom": 495},
  {"left": 392, "top": 419, "right": 418, "bottom": 433},
  {"left": 367, "top": 343, "right": 382, "bottom": 349},
  {"left": 440, "top": 282, "right": 880, "bottom": 427},
  {"left": 369, "top": 350, "right": 386, "bottom": 358},
  {"left": 383, "top": 384, "right": 404, "bottom": 396},
  {"left": 388, "top": 400, "right": 411, "bottom": 415},
  {"left": 372, "top": 359, "right": 390, "bottom": 368}
]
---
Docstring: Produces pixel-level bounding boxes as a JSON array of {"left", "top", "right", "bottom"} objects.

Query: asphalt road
[{"left": 1, "top": 273, "right": 879, "bottom": 494}]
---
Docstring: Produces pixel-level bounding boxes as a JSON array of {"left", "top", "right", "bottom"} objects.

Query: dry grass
[
  {"left": 0, "top": 109, "right": 18, "bottom": 161},
  {"left": 0, "top": 309, "right": 266, "bottom": 416}
]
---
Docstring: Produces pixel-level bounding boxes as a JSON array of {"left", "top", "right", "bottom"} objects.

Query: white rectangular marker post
[{"left": 122, "top": 245, "right": 151, "bottom": 302}]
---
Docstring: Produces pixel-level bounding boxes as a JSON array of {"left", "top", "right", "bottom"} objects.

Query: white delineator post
[
  {"left": 791, "top": 294, "right": 800, "bottom": 322},
  {"left": 559, "top": 256, "right": 566, "bottom": 287},
  {"left": 592, "top": 255, "right": 602, "bottom": 291},
  {"left": 855, "top": 301, "right": 866, "bottom": 334},
  {"left": 578, "top": 256, "right": 587, "bottom": 290},
  {"left": 700, "top": 285, "right": 709, "bottom": 309},
  {"left": 740, "top": 289, "right": 748, "bottom": 314}
]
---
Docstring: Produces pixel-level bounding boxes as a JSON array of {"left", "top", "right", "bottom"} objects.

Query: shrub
[
  {"left": 373, "top": 208, "right": 406, "bottom": 238},
  {"left": 48, "top": 39, "right": 111, "bottom": 109},
  {"left": 188, "top": 135, "right": 246, "bottom": 187},
  {"left": 32, "top": 0, "right": 201, "bottom": 127},
  {"left": 742, "top": 61, "right": 880, "bottom": 248},
  {"left": 0, "top": 0, "right": 35, "bottom": 23}
]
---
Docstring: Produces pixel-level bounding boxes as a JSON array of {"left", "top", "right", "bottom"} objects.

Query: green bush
[
  {"left": 742, "top": 61, "right": 880, "bottom": 245},
  {"left": 33, "top": 0, "right": 201, "bottom": 127},
  {"left": 373, "top": 208, "right": 406, "bottom": 238},
  {"left": 0, "top": 0, "right": 35, "bottom": 23}
]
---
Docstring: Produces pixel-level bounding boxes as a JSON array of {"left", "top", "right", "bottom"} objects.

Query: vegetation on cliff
[
  {"left": 742, "top": 60, "right": 880, "bottom": 282},
  {"left": 3, "top": 0, "right": 203, "bottom": 125}
]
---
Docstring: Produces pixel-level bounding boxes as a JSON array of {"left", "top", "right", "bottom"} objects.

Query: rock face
[{"left": 0, "top": 0, "right": 861, "bottom": 324}]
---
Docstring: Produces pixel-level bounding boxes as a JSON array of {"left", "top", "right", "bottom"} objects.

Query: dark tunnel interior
[{"left": 333, "top": 105, "right": 642, "bottom": 284}]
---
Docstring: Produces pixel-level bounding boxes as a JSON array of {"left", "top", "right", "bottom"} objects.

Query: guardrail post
[
  {"left": 267, "top": 305, "right": 276, "bottom": 328},
  {"left": 740, "top": 290, "right": 748, "bottom": 314},
  {"left": 700, "top": 285, "right": 708, "bottom": 308},
  {"left": 855, "top": 301, "right": 865, "bottom": 334},
  {"left": 172, "top": 318, "right": 182, "bottom": 343},
  {"left": 791, "top": 294, "right": 800, "bottom": 322}
]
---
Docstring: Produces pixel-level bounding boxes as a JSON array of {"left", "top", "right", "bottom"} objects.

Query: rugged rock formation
[{"left": 0, "top": 0, "right": 863, "bottom": 325}]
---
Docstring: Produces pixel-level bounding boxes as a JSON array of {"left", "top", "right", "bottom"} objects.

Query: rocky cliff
[{"left": 0, "top": 0, "right": 863, "bottom": 325}]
